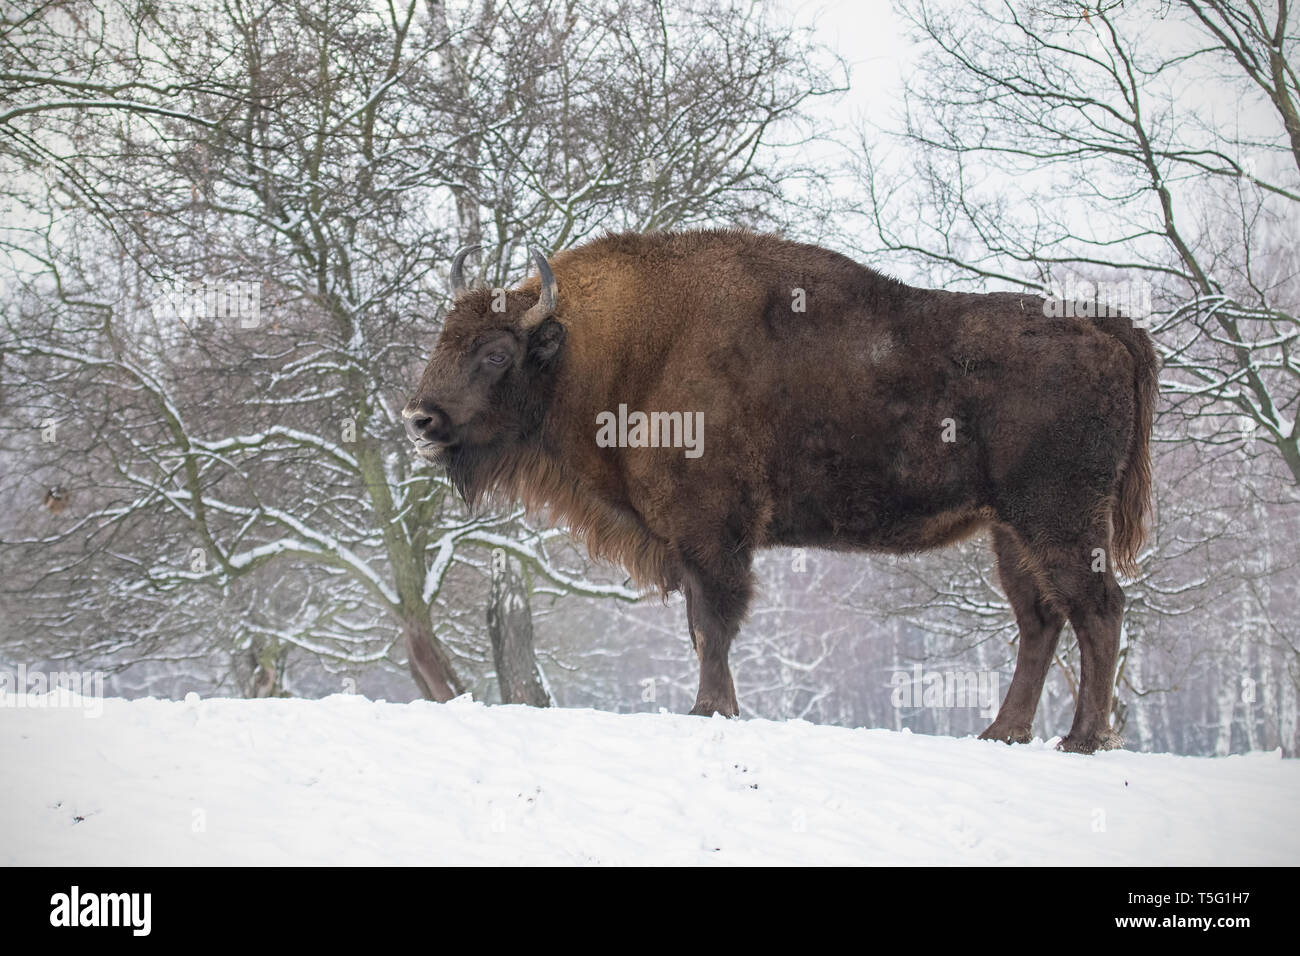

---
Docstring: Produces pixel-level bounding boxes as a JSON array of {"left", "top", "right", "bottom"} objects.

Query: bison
[{"left": 405, "top": 229, "right": 1158, "bottom": 754}]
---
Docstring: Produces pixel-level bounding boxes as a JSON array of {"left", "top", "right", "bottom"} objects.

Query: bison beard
[
  {"left": 442, "top": 441, "right": 505, "bottom": 507},
  {"left": 406, "top": 229, "right": 1159, "bottom": 755}
]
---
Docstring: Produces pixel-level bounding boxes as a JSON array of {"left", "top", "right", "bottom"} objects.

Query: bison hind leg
[
  {"left": 979, "top": 525, "right": 1066, "bottom": 745},
  {"left": 1006, "top": 509, "right": 1125, "bottom": 755}
]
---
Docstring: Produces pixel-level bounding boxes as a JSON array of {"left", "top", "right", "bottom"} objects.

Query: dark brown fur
[{"left": 406, "top": 229, "right": 1158, "bottom": 753}]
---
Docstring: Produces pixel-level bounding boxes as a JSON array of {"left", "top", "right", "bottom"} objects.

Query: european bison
[{"left": 405, "top": 229, "right": 1158, "bottom": 754}]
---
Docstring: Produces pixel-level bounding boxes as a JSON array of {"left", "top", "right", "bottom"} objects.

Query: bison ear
[{"left": 527, "top": 317, "right": 566, "bottom": 367}]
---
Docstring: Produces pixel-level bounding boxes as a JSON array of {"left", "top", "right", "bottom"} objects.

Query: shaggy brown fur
[{"left": 405, "top": 229, "right": 1159, "bottom": 754}]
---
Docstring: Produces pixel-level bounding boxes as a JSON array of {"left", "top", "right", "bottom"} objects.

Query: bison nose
[{"left": 402, "top": 401, "right": 451, "bottom": 446}]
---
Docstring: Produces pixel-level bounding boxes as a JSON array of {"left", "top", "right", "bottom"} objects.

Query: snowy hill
[{"left": 2, "top": 692, "right": 1296, "bottom": 866}]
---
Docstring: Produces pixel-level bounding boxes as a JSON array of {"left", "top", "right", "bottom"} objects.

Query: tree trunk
[
  {"left": 1213, "top": 646, "right": 1238, "bottom": 756},
  {"left": 402, "top": 611, "right": 463, "bottom": 702},
  {"left": 487, "top": 551, "right": 550, "bottom": 707},
  {"left": 238, "top": 634, "right": 289, "bottom": 698}
]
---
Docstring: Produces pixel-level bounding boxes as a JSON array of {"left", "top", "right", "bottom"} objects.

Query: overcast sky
[{"left": 783, "top": 0, "right": 911, "bottom": 124}]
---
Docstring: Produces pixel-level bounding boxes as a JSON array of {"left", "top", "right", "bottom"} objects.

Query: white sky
[{"left": 782, "top": 0, "right": 911, "bottom": 119}]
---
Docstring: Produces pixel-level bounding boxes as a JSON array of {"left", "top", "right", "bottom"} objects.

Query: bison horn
[
  {"left": 450, "top": 244, "right": 481, "bottom": 297},
  {"left": 521, "top": 246, "right": 557, "bottom": 329}
]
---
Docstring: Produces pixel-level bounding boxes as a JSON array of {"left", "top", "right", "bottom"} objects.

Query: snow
[{"left": 2, "top": 691, "right": 1296, "bottom": 866}]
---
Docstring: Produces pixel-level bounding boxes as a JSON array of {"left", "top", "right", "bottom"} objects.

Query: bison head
[{"left": 403, "top": 246, "right": 566, "bottom": 497}]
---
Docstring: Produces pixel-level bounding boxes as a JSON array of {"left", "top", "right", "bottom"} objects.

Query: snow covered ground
[{"left": 2, "top": 691, "right": 1296, "bottom": 866}]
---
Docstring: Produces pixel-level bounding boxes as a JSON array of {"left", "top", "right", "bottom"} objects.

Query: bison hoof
[
  {"left": 688, "top": 699, "right": 739, "bottom": 718},
  {"left": 1057, "top": 730, "right": 1124, "bottom": 754},
  {"left": 978, "top": 723, "right": 1033, "bottom": 745}
]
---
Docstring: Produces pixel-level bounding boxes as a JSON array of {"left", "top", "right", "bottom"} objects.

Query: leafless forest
[{"left": 2, "top": 0, "right": 1296, "bottom": 756}]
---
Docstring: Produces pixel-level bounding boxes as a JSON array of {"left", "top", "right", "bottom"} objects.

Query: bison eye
[{"left": 484, "top": 352, "right": 509, "bottom": 367}]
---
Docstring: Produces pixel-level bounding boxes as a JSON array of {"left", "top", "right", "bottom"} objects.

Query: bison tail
[{"left": 1112, "top": 324, "right": 1159, "bottom": 578}]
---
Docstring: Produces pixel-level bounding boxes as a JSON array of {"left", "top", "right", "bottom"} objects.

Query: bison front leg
[{"left": 682, "top": 559, "right": 751, "bottom": 718}]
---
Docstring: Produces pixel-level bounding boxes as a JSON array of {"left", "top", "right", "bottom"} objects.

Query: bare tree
[
  {"left": 857, "top": 0, "right": 1299, "bottom": 484},
  {"left": 0, "top": 0, "right": 840, "bottom": 700},
  {"left": 487, "top": 550, "right": 549, "bottom": 706}
]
